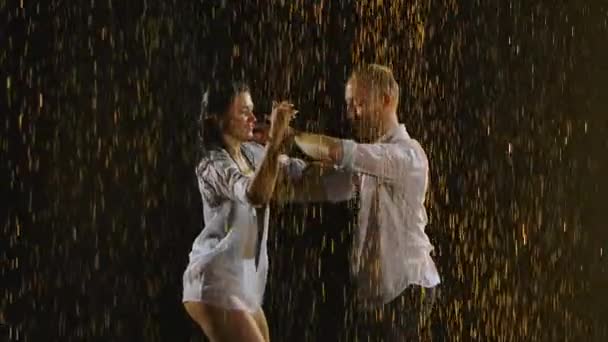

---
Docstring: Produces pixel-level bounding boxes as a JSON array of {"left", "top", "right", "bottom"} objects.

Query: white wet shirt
[
  {"left": 323, "top": 124, "right": 441, "bottom": 306},
  {"left": 182, "top": 142, "right": 305, "bottom": 312}
]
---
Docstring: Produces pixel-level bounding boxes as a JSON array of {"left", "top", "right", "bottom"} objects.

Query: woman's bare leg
[
  {"left": 252, "top": 308, "right": 270, "bottom": 342},
  {"left": 184, "top": 301, "right": 265, "bottom": 342}
]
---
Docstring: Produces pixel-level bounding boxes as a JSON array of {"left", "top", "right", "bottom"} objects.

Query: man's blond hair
[{"left": 349, "top": 64, "right": 400, "bottom": 100}]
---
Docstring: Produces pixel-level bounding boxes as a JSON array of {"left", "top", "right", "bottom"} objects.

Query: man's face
[{"left": 345, "top": 79, "right": 383, "bottom": 141}]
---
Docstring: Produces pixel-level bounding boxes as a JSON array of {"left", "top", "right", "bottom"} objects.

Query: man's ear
[{"left": 382, "top": 92, "right": 392, "bottom": 107}]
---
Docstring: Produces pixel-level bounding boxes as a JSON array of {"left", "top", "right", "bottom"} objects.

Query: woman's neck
[{"left": 223, "top": 134, "right": 243, "bottom": 159}]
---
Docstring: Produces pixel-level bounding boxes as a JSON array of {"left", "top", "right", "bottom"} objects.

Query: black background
[{"left": 2, "top": 0, "right": 608, "bottom": 341}]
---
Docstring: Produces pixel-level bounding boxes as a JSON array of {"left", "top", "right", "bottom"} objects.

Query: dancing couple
[{"left": 182, "top": 64, "right": 440, "bottom": 341}]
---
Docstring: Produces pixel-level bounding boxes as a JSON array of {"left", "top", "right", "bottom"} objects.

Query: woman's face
[{"left": 223, "top": 91, "right": 256, "bottom": 142}]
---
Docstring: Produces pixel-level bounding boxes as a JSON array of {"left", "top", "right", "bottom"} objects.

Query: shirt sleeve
[
  {"left": 278, "top": 155, "right": 307, "bottom": 181},
  {"left": 197, "top": 160, "right": 254, "bottom": 206},
  {"left": 339, "top": 139, "right": 427, "bottom": 183}
]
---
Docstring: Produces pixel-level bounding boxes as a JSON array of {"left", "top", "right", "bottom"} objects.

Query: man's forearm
[
  {"left": 295, "top": 131, "right": 423, "bottom": 182},
  {"left": 293, "top": 132, "right": 344, "bottom": 164}
]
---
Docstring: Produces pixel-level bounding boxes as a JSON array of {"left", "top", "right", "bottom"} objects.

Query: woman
[{"left": 182, "top": 81, "right": 298, "bottom": 342}]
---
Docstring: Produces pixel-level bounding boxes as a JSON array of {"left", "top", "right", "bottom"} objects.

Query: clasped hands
[{"left": 268, "top": 100, "right": 342, "bottom": 168}]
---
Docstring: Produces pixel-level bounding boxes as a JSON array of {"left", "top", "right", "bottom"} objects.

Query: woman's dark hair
[{"left": 199, "top": 80, "right": 250, "bottom": 154}]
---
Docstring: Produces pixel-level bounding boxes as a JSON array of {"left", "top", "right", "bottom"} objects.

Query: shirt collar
[
  {"left": 209, "top": 144, "right": 253, "bottom": 165},
  {"left": 376, "top": 123, "right": 410, "bottom": 143}
]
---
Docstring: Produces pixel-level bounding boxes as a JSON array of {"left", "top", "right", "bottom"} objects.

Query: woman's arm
[{"left": 245, "top": 101, "right": 296, "bottom": 206}]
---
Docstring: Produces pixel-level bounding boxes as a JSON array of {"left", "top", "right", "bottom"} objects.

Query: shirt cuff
[{"left": 339, "top": 139, "right": 356, "bottom": 170}]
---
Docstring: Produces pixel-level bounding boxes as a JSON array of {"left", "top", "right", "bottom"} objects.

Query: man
[{"left": 278, "top": 64, "right": 440, "bottom": 340}]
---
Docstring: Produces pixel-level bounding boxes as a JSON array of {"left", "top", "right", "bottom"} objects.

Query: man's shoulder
[
  {"left": 389, "top": 136, "right": 429, "bottom": 169},
  {"left": 388, "top": 134, "right": 426, "bottom": 151}
]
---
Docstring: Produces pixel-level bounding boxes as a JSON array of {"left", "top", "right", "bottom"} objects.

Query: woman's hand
[
  {"left": 245, "top": 101, "right": 297, "bottom": 206},
  {"left": 268, "top": 101, "right": 298, "bottom": 150}
]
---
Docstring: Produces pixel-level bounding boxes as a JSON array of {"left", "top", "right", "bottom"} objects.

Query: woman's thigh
[
  {"left": 184, "top": 301, "right": 265, "bottom": 342},
  {"left": 251, "top": 308, "right": 270, "bottom": 342}
]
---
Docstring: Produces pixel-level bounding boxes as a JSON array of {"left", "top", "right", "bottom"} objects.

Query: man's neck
[{"left": 371, "top": 113, "right": 399, "bottom": 142}]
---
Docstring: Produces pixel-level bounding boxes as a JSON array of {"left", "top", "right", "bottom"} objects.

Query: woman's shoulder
[
  {"left": 196, "top": 142, "right": 264, "bottom": 176},
  {"left": 195, "top": 149, "right": 232, "bottom": 178}
]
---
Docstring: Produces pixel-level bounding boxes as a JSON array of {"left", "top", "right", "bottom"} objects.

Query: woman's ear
[{"left": 217, "top": 115, "right": 226, "bottom": 131}]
